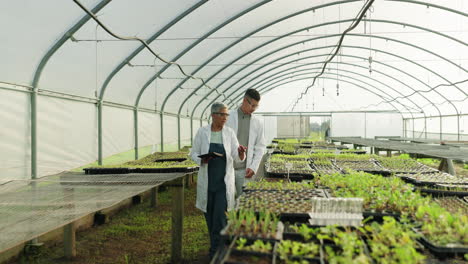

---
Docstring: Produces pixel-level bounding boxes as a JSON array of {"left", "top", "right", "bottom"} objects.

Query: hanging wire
[
  {"left": 72, "top": 0, "right": 227, "bottom": 99},
  {"left": 290, "top": 0, "right": 375, "bottom": 111},
  {"left": 356, "top": 79, "right": 468, "bottom": 110}
]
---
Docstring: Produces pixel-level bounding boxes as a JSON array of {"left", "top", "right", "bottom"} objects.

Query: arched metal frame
[
  {"left": 156, "top": 2, "right": 467, "bottom": 148},
  {"left": 195, "top": 29, "right": 465, "bottom": 119},
  {"left": 28, "top": 0, "right": 467, "bottom": 178},
  {"left": 199, "top": 43, "right": 462, "bottom": 138}
]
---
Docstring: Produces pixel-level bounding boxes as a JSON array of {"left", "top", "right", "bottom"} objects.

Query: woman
[{"left": 190, "top": 102, "right": 246, "bottom": 259}]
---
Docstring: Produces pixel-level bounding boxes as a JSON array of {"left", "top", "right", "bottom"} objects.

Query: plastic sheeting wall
[
  {"left": 139, "top": 111, "right": 160, "bottom": 151},
  {"left": 0, "top": 89, "right": 194, "bottom": 180},
  {"left": 38, "top": 96, "right": 97, "bottom": 177},
  {"left": 405, "top": 115, "right": 468, "bottom": 141},
  {"left": 331, "top": 113, "right": 402, "bottom": 138},
  {"left": 180, "top": 117, "right": 192, "bottom": 147},
  {"left": 260, "top": 116, "right": 277, "bottom": 145},
  {"left": 0, "top": 89, "right": 30, "bottom": 181}
]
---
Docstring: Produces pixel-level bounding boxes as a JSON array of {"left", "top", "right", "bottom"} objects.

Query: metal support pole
[
  {"left": 170, "top": 177, "right": 184, "bottom": 264},
  {"left": 438, "top": 158, "right": 456, "bottom": 176},
  {"left": 403, "top": 119, "right": 406, "bottom": 138},
  {"left": 160, "top": 112, "right": 164, "bottom": 152},
  {"left": 134, "top": 107, "right": 139, "bottom": 160},
  {"left": 457, "top": 114, "right": 460, "bottom": 141},
  {"left": 31, "top": 89, "right": 37, "bottom": 179},
  {"left": 424, "top": 117, "right": 427, "bottom": 139},
  {"left": 440, "top": 116, "right": 443, "bottom": 141},
  {"left": 98, "top": 100, "right": 103, "bottom": 165},
  {"left": 190, "top": 117, "right": 193, "bottom": 145},
  {"left": 177, "top": 115, "right": 181, "bottom": 150},
  {"left": 412, "top": 118, "right": 415, "bottom": 139},
  {"left": 150, "top": 186, "right": 158, "bottom": 208},
  {"left": 64, "top": 222, "right": 76, "bottom": 258}
]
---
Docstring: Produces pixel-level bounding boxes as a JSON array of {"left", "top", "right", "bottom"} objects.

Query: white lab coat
[
  {"left": 190, "top": 124, "right": 244, "bottom": 213},
  {"left": 225, "top": 109, "right": 266, "bottom": 174}
]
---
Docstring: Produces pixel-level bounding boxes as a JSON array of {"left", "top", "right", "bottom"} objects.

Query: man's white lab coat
[{"left": 225, "top": 108, "right": 266, "bottom": 174}]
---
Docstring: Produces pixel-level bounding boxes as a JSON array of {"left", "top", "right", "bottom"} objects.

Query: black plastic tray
[
  {"left": 84, "top": 167, "right": 130, "bottom": 175},
  {"left": 221, "top": 240, "right": 275, "bottom": 264},
  {"left": 411, "top": 228, "right": 468, "bottom": 257},
  {"left": 134, "top": 166, "right": 198, "bottom": 173},
  {"left": 153, "top": 158, "right": 187, "bottom": 162},
  {"left": 418, "top": 188, "right": 468, "bottom": 198},
  {"left": 83, "top": 166, "right": 198, "bottom": 175},
  {"left": 279, "top": 212, "right": 311, "bottom": 224}
]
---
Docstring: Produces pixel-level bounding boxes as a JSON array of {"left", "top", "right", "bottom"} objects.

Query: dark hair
[{"left": 244, "top": 89, "right": 260, "bottom": 101}]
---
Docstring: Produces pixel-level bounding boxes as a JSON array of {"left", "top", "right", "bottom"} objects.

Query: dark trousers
[{"left": 204, "top": 189, "right": 227, "bottom": 258}]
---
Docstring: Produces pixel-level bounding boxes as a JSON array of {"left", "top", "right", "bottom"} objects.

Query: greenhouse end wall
[{"left": 331, "top": 113, "right": 403, "bottom": 138}]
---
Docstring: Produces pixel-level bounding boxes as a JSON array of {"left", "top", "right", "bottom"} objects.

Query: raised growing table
[{"left": 0, "top": 171, "right": 190, "bottom": 263}]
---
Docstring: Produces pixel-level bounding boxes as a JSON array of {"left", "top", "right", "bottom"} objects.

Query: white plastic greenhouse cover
[{"left": 0, "top": 0, "right": 467, "bottom": 180}]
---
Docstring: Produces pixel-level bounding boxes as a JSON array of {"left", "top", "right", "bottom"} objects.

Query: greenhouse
[{"left": 0, "top": 0, "right": 467, "bottom": 263}]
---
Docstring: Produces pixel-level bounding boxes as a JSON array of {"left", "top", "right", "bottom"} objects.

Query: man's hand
[
  {"left": 238, "top": 145, "right": 247, "bottom": 161},
  {"left": 245, "top": 168, "right": 255, "bottom": 178},
  {"left": 238, "top": 145, "right": 247, "bottom": 154}
]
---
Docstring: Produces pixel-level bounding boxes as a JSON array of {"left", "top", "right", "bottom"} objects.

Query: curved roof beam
[
  {"left": 182, "top": 20, "right": 466, "bottom": 120},
  {"left": 197, "top": 42, "right": 455, "bottom": 120},
  {"left": 157, "top": 0, "right": 364, "bottom": 113},
  {"left": 166, "top": 0, "right": 467, "bottom": 116},
  {"left": 218, "top": 53, "right": 442, "bottom": 117},
  {"left": 245, "top": 73, "right": 411, "bottom": 116},
  {"left": 98, "top": 0, "right": 208, "bottom": 99},
  {"left": 32, "top": 0, "right": 112, "bottom": 88},
  {"left": 255, "top": 76, "right": 422, "bottom": 113},
  {"left": 241, "top": 70, "right": 422, "bottom": 117},
  {"left": 256, "top": 75, "right": 455, "bottom": 112},
  {"left": 249, "top": 75, "right": 403, "bottom": 114},
  {"left": 238, "top": 64, "right": 425, "bottom": 114},
  {"left": 134, "top": 0, "right": 272, "bottom": 107}
]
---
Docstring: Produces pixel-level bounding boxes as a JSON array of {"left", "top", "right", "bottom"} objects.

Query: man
[{"left": 225, "top": 89, "right": 266, "bottom": 198}]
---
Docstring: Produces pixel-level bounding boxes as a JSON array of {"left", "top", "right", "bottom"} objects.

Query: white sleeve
[
  {"left": 190, "top": 128, "right": 203, "bottom": 166},
  {"left": 249, "top": 120, "right": 266, "bottom": 173},
  {"left": 230, "top": 129, "right": 244, "bottom": 163}
]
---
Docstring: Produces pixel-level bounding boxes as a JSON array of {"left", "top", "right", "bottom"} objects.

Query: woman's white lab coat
[{"left": 190, "top": 124, "right": 244, "bottom": 213}]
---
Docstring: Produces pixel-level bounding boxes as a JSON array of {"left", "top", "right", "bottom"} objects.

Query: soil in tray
[
  {"left": 224, "top": 254, "right": 272, "bottom": 264},
  {"left": 435, "top": 197, "right": 468, "bottom": 215}
]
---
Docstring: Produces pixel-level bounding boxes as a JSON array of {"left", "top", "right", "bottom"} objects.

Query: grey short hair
[{"left": 211, "top": 102, "right": 228, "bottom": 114}]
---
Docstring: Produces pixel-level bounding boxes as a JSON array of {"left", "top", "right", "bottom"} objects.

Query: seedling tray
[
  {"left": 266, "top": 171, "right": 304, "bottom": 182},
  {"left": 221, "top": 239, "right": 276, "bottom": 264},
  {"left": 220, "top": 222, "right": 284, "bottom": 245},
  {"left": 413, "top": 229, "right": 468, "bottom": 257},
  {"left": 283, "top": 224, "right": 336, "bottom": 244}
]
